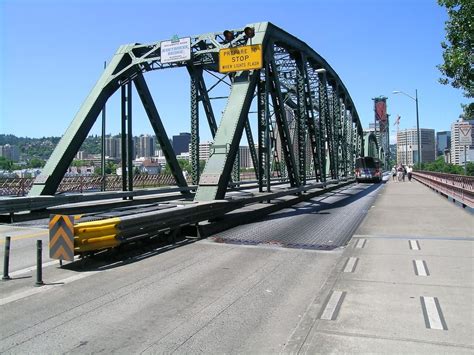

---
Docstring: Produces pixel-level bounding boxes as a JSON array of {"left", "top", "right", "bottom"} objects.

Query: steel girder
[
  {"left": 190, "top": 70, "right": 199, "bottom": 185},
  {"left": 364, "top": 132, "right": 379, "bottom": 158},
  {"left": 133, "top": 73, "right": 189, "bottom": 190},
  {"left": 28, "top": 22, "right": 364, "bottom": 200}
]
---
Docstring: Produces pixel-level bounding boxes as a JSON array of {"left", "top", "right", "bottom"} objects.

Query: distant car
[{"left": 355, "top": 157, "right": 382, "bottom": 183}]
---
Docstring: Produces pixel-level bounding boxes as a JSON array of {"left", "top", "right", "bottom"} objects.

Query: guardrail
[
  {"left": 49, "top": 178, "right": 351, "bottom": 256},
  {"left": 412, "top": 171, "right": 474, "bottom": 209}
]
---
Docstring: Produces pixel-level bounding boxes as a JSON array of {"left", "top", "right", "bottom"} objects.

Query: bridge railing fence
[
  {"left": 0, "top": 174, "right": 185, "bottom": 196},
  {"left": 412, "top": 171, "right": 473, "bottom": 208},
  {"left": 0, "top": 172, "right": 264, "bottom": 197}
]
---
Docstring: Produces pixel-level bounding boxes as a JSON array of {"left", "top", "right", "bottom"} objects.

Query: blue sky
[{"left": 0, "top": 0, "right": 469, "bottom": 143}]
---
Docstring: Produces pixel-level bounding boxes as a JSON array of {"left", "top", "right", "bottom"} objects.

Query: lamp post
[{"left": 393, "top": 90, "right": 421, "bottom": 167}]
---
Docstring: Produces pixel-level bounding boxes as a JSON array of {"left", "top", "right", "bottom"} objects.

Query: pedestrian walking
[
  {"left": 407, "top": 165, "right": 413, "bottom": 182},
  {"left": 391, "top": 166, "right": 397, "bottom": 181},
  {"left": 397, "top": 164, "right": 403, "bottom": 182}
]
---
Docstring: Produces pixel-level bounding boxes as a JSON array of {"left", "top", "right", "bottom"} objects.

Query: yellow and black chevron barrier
[{"left": 49, "top": 214, "right": 122, "bottom": 258}]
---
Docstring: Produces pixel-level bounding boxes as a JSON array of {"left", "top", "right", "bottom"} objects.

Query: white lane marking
[
  {"left": 414, "top": 260, "right": 429, "bottom": 276},
  {"left": 320, "top": 291, "right": 346, "bottom": 320},
  {"left": 9, "top": 260, "right": 59, "bottom": 278},
  {"left": 421, "top": 296, "right": 447, "bottom": 330},
  {"left": 9, "top": 257, "right": 81, "bottom": 278},
  {"left": 343, "top": 257, "right": 358, "bottom": 273},
  {"left": 355, "top": 239, "right": 366, "bottom": 249},
  {"left": 409, "top": 240, "right": 420, "bottom": 250},
  {"left": 0, "top": 272, "right": 98, "bottom": 306}
]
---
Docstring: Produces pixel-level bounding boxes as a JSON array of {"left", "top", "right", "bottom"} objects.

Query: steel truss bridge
[
  {"left": 14, "top": 22, "right": 380, "bottom": 255},
  {"left": 29, "top": 22, "right": 367, "bottom": 200}
]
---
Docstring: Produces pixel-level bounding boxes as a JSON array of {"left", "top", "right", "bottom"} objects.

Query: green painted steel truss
[{"left": 29, "top": 22, "right": 364, "bottom": 201}]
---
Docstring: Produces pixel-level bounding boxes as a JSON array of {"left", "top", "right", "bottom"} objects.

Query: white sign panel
[
  {"left": 160, "top": 37, "right": 191, "bottom": 64},
  {"left": 459, "top": 123, "right": 472, "bottom": 145}
]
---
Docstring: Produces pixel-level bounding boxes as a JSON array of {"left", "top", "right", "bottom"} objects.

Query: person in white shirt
[{"left": 407, "top": 165, "right": 413, "bottom": 182}]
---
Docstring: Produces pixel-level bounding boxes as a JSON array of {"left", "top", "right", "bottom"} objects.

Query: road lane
[{"left": 0, "top": 182, "right": 383, "bottom": 353}]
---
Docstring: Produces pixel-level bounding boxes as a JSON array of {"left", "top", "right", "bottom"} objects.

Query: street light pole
[
  {"left": 415, "top": 89, "right": 421, "bottom": 166},
  {"left": 393, "top": 90, "right": 421, "bottom": 167}
]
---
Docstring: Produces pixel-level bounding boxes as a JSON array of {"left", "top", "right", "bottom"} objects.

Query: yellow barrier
[
  {"left": 77, "top": 235, "right": 118, "bottom": 245},
  {"left": 72, "top": 217, "right": 122, "bottom": 253},
  {"left": 75, "top": 240, "right": 120, "bottom": 252}
]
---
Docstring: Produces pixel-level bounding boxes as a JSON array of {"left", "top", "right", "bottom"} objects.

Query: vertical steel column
[
  {"left": 258, "top": 78, "right": 266, "bottom": 192},
  {"left": 101, "top": 61, "right": 107, "bottom": 192},
  {"left": 127, "top": 82, "right": 133, "bottom": 195},
  {"left": 296, "top": 55, "right": 307, "bottom": 185},
  {"left": 332, "top": 91, "right": 342, "bottom": 178},
  {"left": 303, "top": 69, "right": 321, "bottom": 182},
  {"left": 258, "top": 75, "right": 271, "bottom": 192},
  {"left": 190, "top": 73, "right": 200, "bottom": 185},
  {"left": 133, "top": 73, "right": 188, "bottom": 191},
  {"left": 341, "top": 103, "right": 348, "bottom": 176},
  {"left": 346, "top": 112, "right": 353, "bottom": 175},
  {"left": 327, "top": 86, "right": 337, "bottom": 180},
  {"left": 232, "top": 151, "right": 240, "bottom": 184},
  {"left": 268, "top": 60, "right": 299, "bottom": 187},
  {"left": 318, "top": 74, "right": 328, "bottom": 182},
  {"left": 244, "top": 118, "right": 259, "bottom": 180},
  {"left": 121, "top": 85, "right": 127, "bottom": 193}
]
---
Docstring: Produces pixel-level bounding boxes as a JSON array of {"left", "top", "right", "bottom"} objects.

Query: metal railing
[
  {"left": 0, "top": 174, "right": 184, "bottom": 196},
  {"left": 412, "top": 171, "right": 474, "bottom": 209}
]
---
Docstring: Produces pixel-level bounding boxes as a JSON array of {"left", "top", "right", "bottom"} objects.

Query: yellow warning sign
[
  {"left": 49, "top": 214, "right": 75, "bottom": 261},
  {"left": 219, "top": 44, "right": 262, "bottom": 73}
]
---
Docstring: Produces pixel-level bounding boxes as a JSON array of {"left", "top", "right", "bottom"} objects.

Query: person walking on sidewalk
[
  {"left": 391, "top": 166, "right": 397, "bottom": 181},
  {"left": 407, "top": 165, "right": 413, "bottom": 182},
  {"left": 397, "top": 164, "right": 404, "bottom": 182}
]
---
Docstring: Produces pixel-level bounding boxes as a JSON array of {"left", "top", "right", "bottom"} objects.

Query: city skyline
[{"left": 1, "top": 0, "right": 469, "bottom": 143}]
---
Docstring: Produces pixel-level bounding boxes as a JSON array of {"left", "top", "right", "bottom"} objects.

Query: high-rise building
[
  {"left": 436, "top": 131, "right": 451, "bottom": 157},
  {"left": 396, "top": 128, "right": 435, "bottom": 165},
  {"left": 136, "top": 135, "right": 155, "bottom": 158},
  {"left": 0, "top": 144, "right": 20, "bottom": 162},
  {"left": 105, "top": 136, "right": 121, "bottom": 158},
  {"left": 450, "top": 120, "right": 474, "bottom": 165},
  {"left": 199, "top": 141, "right": 213, "bottom": 162},
  {"left": 172, "top": 133, "right": 191, "bottom": 155},
  {"left": 239, "top": 146, "right": 253, "bottom": 168}
]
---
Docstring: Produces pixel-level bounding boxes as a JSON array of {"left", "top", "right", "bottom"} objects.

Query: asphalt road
[{"left": 0, "top": 182, "right": 383, "bottom": 353}]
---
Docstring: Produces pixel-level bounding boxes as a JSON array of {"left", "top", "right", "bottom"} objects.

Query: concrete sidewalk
[{"left": 288, "top": 179, "right": 473, "bottom": 353}]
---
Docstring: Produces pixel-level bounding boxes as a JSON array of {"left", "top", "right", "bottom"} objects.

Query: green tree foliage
[
  {"left": 164, "top": 159, "right": 192, "bottom": 174},
  {"left": 466, "top": 162, "right": 474, "bottom": 175},
  {"left": 420, "top": 156, "right": 473, "bottom": 175},
  {"left": 0, "top": 157, "right": 13, "bottom": 170},
  {"left": 438, "top": 0, "right": 473, "bottom": 117},
  {"left": 94, "top": 161, "right": 117, "bottom": 175},
  {"left": 29, "top": 158, "right": 45, "bottom": 168}
]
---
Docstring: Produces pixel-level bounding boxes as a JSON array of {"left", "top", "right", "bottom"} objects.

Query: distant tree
[
  {"left": 71, "top": 160, "right": 86, "bottom": 167},
  {"left": 466, "top": 162, "right": 474, "bottom": 175},
  {"left": 94, "top": 161, "right": 117, "bottom": 175},
  {"left": 438, "top": 0, "right": 473, "bottom": 117},
  {"left": 164, "top": 159, "right": 192, "bottom": 175},
  {"left": 0, "top": 157, "right": 13, "bottom": 170},
  {"left": 420, "top": 156, "right": 465, "bottom": 174},
  {"left": 29, "top": 158, "right": 45, "bottom": 168}
]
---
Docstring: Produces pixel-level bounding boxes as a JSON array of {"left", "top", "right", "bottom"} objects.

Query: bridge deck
[
  {"left": 286, "top": 179, "right": 473, "bottom": 353},
  {"left": 0, "top": 179, "right": 472, "bottom": 353}
]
